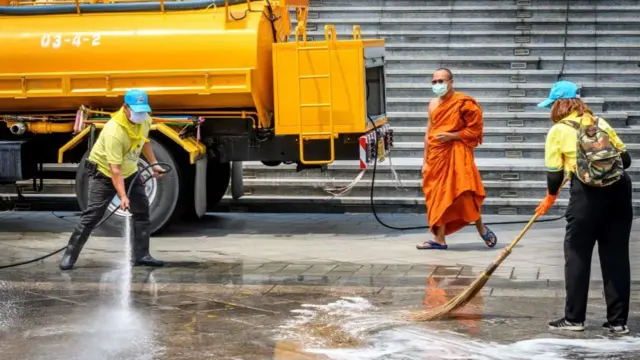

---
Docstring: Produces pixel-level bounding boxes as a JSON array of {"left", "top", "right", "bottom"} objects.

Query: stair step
[
  {"left": 386, "top": 69, "right": 640, "bottom": 76},
  {"left": 385, "top": 69, "right": 640, "bottom": 85},
  {"left": 311, "top": 1, "right": 640, "bottom": 7},
  {"left": 384, "top": 42, "right": 640, "bottom": 57},
  {"left": 31, "top": 158, "right": 640, "bottom": 174},
  {"left": 389, "top": 111, "right": 629, "bottom": 128},
  {"left": 391, "top": 126, "right": 640, "bottom": 143},
  {"left": 216, "top": 195, "right": 640, "bottom": 216},
  {"left": 386, "top": 97, "right": 605, "bottom": 113},
  {"left": 386, "top": 55, "right": 640, "bottom": 71},
  {"left": 389, "top": 142, "right": 640, "bottom": 159},
  {"left": 308, "top": 30, "right": 640, "bottom": 36},
  {"left": 305, "top": 29, "right": 640, "bottom": 40},
  {"left": 302, "top": 15, "right": 640, "bottom": 33},
  {"left": 303, "top": 13, "right": 640, "bottom": 21},
  {"left": 601, "top": 97, "right": 640, "bottom": 112},
  {"left": 238, "top": 178, "right": 640, "bottom": 199},
  {"left": 386, "top": 82, "right": 640, "bottom": 99},
  {"left": 242, "top": 158, "right": 640, "bottom": 180},
  {"left": 308, "top": 5, "right": 640, "bottom": 12}
]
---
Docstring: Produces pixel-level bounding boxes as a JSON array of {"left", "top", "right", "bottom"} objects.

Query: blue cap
[
  {"left": 124, "top": 89, "right": 152, "bottom": 113},
  {"left": 537, "top": 80, "right": 580, "bottom": 109}
]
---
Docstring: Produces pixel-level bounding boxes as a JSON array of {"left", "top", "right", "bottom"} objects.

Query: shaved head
[
  {"left": 431, "top": 68, "right": 455, "bottom": 98},
  {"left": 434, "top": 68, "right": 453, "bottom": 80}
]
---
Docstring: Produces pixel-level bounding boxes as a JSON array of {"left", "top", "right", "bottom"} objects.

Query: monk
[{"left": 417, "top": 68, "right": 498, "bottom": 250}]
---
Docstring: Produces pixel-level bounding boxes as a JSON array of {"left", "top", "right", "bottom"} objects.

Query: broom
[{"left": 410, "top": 177, "right": 570, "bottom": 322}]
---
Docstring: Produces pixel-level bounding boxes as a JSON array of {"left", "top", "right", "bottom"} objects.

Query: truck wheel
[
  {"left": 180, "top": 161, "right": 230, "bottom": 220},
  {"left": 207, "top": 162, "right": 231, "bottom": 207},
  {"left": 231, "top": 161, "right": 244, "bottom": 200},
  {"left": 75, "top": 138, "right": 183, "bottom": 235}
]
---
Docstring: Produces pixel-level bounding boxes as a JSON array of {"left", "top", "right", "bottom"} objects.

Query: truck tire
[
  {"left": 180, "top": 160, "right": 230, "bottom": 220},
  {"left": 75, "top": 138, "right": 183, "bottom": 235},
  {"left": 231, "top": 161, "right": 244, "bottom": 200},
  {"left": 207, "top": 162, "right": 231, "bottom": 207}
]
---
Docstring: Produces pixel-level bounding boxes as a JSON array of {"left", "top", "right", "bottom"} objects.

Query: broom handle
[
  {"left": 504, "top": 212, "right": 539, "bottom": 253},
  {"left": 482, "top": 176, "right": 570, "bottom": 277},
  {"left": 507, "top": 176, "right": 570, "bottom": 251}
]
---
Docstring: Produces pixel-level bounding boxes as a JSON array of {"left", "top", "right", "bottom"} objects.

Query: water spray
[{"left": 0, "top": 162, "right": 173, "bottom": 269}]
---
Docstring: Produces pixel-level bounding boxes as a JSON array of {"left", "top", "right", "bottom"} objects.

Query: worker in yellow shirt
[
  {"left": 535, "top": 81, "right": 632, "bottom": 335},
  {"left": 60, "top": 89, "right": 166, "bottom": 270}
]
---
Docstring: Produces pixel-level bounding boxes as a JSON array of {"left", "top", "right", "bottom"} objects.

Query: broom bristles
[{"left": 410, "top": 273, "right": 490, "bottom": 322}]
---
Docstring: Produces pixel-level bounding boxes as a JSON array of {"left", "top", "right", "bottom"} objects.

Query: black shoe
[
  {"left": 59, "top": 224, "right": 92, "bottom": 271},
  {"left": 133, "top": 254, "right": 164, "bottom": 267},
  {"left": 603, "top": 322, "right": 630, "bottom": 335},
  {"left": 548, "top": 317, "right": 585, "bottom": 331}
]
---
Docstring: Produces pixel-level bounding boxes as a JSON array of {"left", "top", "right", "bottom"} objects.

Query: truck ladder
[{"left": 295, "top": 25, "right": 337, "bottom": 165}]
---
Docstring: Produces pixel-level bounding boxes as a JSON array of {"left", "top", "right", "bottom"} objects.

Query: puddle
[
  {"left": 0, "top": 219, "right": 166, "bottom": 360},
  {"left": 0, "top": 279, "right": 165, "bottom": 360},
  {"left": 18, "top": 306, "right": 164, "bottom": 360},
  {"left": 275, "top": 297, "right": 640, "bottom": 360},
  {"left": 0, "top": 280, "right": 24, "bottom": 334}
]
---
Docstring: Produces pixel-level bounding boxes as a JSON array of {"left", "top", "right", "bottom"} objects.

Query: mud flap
[
  {"left": 0, "top": 140, "right": 37, "bottom": 182},
  {"left": 194, "top": 156, "right": 208, "bottom": 217},
  {"left": 231, "top": 161, "right": 244, "bottom": 200}
]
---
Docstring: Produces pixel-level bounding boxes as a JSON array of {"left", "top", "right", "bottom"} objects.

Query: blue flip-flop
[
  {"left": 481, "top": 226, "right": 498, "bottom": 248},
  {"left": 416, "top": 240, "right": 448, "bottom": 250}
]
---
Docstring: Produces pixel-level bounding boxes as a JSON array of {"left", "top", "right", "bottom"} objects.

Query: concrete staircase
[{"left": 223, "top": 0, "right": 640, "bottom": 216}]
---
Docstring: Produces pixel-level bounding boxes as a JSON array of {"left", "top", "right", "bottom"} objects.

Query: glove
[{"left": 535, "top": 192, "right": 558, "bottom": 216}]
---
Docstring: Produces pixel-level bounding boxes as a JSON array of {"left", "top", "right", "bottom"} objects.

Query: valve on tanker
[{"left": 10, "top": 122, "right": 27, "bottom": 136}]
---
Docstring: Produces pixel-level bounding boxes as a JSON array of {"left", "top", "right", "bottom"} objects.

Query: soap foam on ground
[{"left": 276, "top": 297, "right": 640, "bottom": 360}]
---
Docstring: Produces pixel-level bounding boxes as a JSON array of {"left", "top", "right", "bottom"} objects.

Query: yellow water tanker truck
[{"left": 0, "top": 0, "right": 391, "bottom": 233}]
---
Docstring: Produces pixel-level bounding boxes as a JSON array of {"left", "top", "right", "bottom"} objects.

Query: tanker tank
[{"left": 0, "top": 0, "right": 280, "bottom": 128}]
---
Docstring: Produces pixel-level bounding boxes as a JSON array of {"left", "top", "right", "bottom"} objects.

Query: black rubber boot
[
  {"left": 132, "top": 219, "right": 164, "bottom": 267},
  {"left": 59, "top": 224, "right": 92, "bottom": 271}
]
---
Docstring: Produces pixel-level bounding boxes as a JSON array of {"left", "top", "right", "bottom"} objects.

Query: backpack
[{"left": 560, "top": 117, "right": 624, "bottom": 187}]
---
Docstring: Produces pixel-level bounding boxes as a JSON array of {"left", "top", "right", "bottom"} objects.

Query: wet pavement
[{"left": 1, "top": 211, "right": 640, "bottom": 359}]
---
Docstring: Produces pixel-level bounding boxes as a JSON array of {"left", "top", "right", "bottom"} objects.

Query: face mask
[
  {"left": 432, "top": 83, "right": 448, "bottom": 97},
  {"left": 129, "top": 111, "right": 148, "bottom": 124}
]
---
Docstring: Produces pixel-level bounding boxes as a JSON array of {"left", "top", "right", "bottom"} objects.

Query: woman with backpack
[{"left": 535, "top": 80, "right": 633, "bottom": 335}]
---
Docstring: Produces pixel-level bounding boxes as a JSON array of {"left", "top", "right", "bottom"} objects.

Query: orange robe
[{"left": 423, "top": 92, "right": 486, "bottom": 236}]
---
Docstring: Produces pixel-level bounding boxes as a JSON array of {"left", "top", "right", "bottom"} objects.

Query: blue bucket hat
[
  {"left": 124, "top": 89, "right": 152, "bottom": 113},
  {"left": 537, "top": 80, "right": 580, "bottom": 109}
]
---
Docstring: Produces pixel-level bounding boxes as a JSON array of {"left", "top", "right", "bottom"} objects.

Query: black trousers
[
  {"left": 563, "top": 172, "right": 633, "bottom": 326},
  {"left": 79, "top": 169, "right": 150, "bottom": 231}
]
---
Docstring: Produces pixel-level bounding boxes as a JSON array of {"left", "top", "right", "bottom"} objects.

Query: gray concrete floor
[{"left": 1, "top": 211, "right": 640, "bottom": 359}]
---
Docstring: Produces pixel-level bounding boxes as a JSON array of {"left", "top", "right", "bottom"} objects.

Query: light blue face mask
[
  {"left": 432, "top": 83, "right": 448, "bottom": 97},
  {"left": 129, "top": 111, "right": 148, "bottom": 124}
]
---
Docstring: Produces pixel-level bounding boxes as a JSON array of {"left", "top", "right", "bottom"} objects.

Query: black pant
[
  {"left": 564, "top": 172, "right": 633, "bottom": 326},
  {"left": 80, "top": 170, "right": 150, "bottom": 231}
]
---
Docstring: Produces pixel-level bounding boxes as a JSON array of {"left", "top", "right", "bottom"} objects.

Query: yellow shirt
[
  {"left": 544, "top": 111, "right": 626, "bottom": 174},
  {"left": 88, "top": 108, "right": 152, "bottom": 178}
]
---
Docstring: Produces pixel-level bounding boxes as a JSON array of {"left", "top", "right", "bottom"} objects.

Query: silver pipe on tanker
[{"left": 9, "top": 122, "right": 26, "bottom": 135}]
